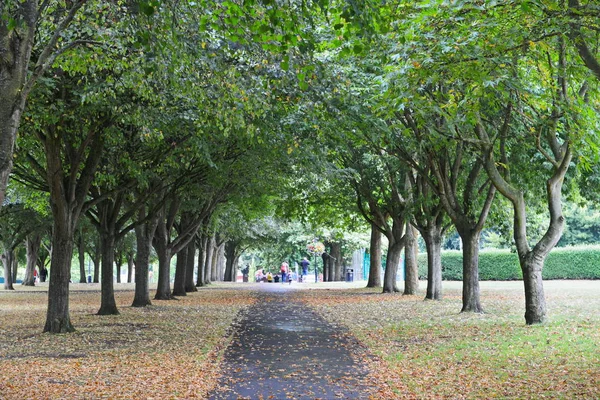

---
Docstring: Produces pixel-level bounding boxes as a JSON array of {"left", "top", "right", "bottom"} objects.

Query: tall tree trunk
[
  {"left": 172, "top": 247, "right": 188, "bottom": 296},
  {"left": 196, "top": 235, "right": 206, "bottom": 287},
  {"left": 154, "top": 220, "right": 173, "bottom": 300},
  {"left": 44, "top": 224, "right": 75, "bottom": 333},
  {"left": 0, "top": 3, "right": 36, "bottom": 207},
  {"left": 23, "top": 233, "right": 42, "bottom": 286},
  {"left": 132, "top": 210, "right": 158, "bottom": 307},
  {"left": 366, "top": 224, "right": 382, "bottom": 288},
  {"left": 115, "top": 260, "right": 122, "bottom": 284},
  {"left": 204, "top": 236, "right": 214, "bottom": 284},
  {"left": 224, "top": 241, "right": 237, "bottom": 282},
  {"left": 93, "top": 252, "right": 100, "bottom": 283},
  {"left": 214, "top": 243, "right": 224, "bottom": 281},
  {"left": 383, "top": 241, "right": 403, "bottom": 293},
  {"left": 127, "top": 253, "right": 134, "bottom": 283},
  {"left": 77, "top": 233, "right": 86, "bottom": 283},
  {"left": 330, "top": 242, "right": 342, "bottom": 281},
  {"left": 459, "top": 230, "right": 483, "bottom": 313},
  {"left": 184, "top": 241, "right": 197, "bottom": 291},
  {"left": 2, "top": 250, "right": 15, "bottom": 290},
  {"left": 422, "top": 228, "right": 443, "bottom": 300},
  {"left": 98, "top": 231, "right": 119, "bottom": 315},
  {"left": 404, "top": 223, "right": 419, "bottom": 295},
  {"left": 210, "top": 238, "right": 218, "bottom": 282},
  {"left": 322, "top": 252, "right": 330, "bottom": 282},
  {"left": 11, "top": 253, "right": 18, "bottom": 283}
]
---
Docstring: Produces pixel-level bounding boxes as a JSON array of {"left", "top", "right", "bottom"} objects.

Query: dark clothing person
[
  {"left": 40, "top": 267, "right": 48, "bottom": 282},
  {"left": 300, "top": 258, "right": 310, "bottom": 282}
]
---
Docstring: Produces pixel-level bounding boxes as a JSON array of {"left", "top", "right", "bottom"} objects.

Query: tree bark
[
  {"left": 383, "top": 240, "right": 403, "bottom": 293},
  {"left": 77, "top": 233, "right": 86, "bottom": 283},
  {"left": 422, "top": 228, "right": 443, "bottom": 300},
  {"left": 459, "top": 230, "right": 483, "bottom": 313},
  {"left": 366, "top": 223, "right": 382, "bottom": 288},
  {"left": 185, "top": 240, "right": 197, "bottom": 292},
  {"left": 132, "top": 209, "right": 158, "bottom": 307},
  {"left": 127, "top": 252, "right": 134, "bottom": 283},
  {"left": 2, "top": 250, "right": 15, "bottom": 290},
  {"left": 224, "top": 241, "right": 238, "bottom": 282},
  {"left": 404, "top": 223, "right": 419, "bottom": 295},
  {"left": 172, "top": 246, "right": 188, "bottom": 296},
  {"left": 0, "top": 2, "right": 37, "bottom": 207},
  {"left": 330, "top": 242, "right": 343, "bottom": 281},
  {"left": 22, "top": 233, "right": 41, "bottom": 286},
  {"left": 204, "top": 236, "right": 214, "bottom": 284},
  {"left": 98, "top": 231, "right": 119, "bottom": 315},
  {"left": 322, "top": 252, "right": 330, "bottom": 282},
  {"left": 92, "top": 250, "right": 100, "bottom": 283},
  {"left": 44, "top": 224, "right": 75, "bottom": 333},
  {"left": 153, "top": 215, "right": 174, "bottom": 300},
  {"left": 196, "top": 235, "right": 206, "bottom": 287}
]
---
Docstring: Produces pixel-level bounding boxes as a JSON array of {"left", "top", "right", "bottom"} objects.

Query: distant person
[
  {"left": 266, "top": 272, "right": 273, "bottom": 283},
  {"left": 241, "top": 264, "right": 250, "bottom": 282},
  {"left": 40, "top": 266, "right": 48, "bottom": 282},
  {"left": 300, "top": 257, "right": 310, "bottom": 282},
  {"left": 280, "top": 261, "right": 289, "bottom": 284}
]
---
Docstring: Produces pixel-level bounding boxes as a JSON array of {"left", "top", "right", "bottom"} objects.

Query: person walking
[
  {"left": 280, "top": 261, "right": 289, "bottom": 284},
  {"left": 300, "top": 257, "right": 310, "bottom": 283}
]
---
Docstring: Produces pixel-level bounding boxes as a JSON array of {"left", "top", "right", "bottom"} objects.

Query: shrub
[{"left": 417, "top": 246, "right": 600, "bottom": 280}]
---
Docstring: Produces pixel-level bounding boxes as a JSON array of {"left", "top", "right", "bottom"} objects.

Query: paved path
[{"left": 208, "top": 286, "right": 374, "bottom": 399}]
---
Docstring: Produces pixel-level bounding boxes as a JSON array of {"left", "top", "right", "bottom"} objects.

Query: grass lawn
[
  {"left": 299, "top": 280, "right": 600, "bottom": 399},
  {"left": 0, "top": 280, "right": 598, "bottom": 399}
]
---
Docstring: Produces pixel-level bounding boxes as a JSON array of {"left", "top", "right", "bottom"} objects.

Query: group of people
[{"left": 248, "top": 257, "right": 312, "bottom": 284}]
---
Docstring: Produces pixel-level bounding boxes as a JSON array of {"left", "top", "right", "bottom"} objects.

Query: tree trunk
[
  {"left": 210, "top": 238, "right": 218, "bottom": 282},
  {"left": 77, "top": 234, "right": 86, "bottom": 283},
  {"left": 224, "top": 241, "right": 237, "bottom": 282},
  {"left": 366, "top": 224, "right": 382, "bottom": 288},
  {"left": 44, "top": 225, "right": 75, "bottom": 333},
  {"left": 11, "top": 253, "right": 18, "bottom": 283},
  {"left": 132, "top": 211, "right": 158, "bottom": 307},
  {"left": 215, "top": 243, "right": 224, "bottom": 281},
  {"left": 115, "top": 260, "right": 122, "bottom": 284},
  {"left": 404, "top": 223, "right": 419, "bottom": 295},
  {"left": 459, "top": 230, "right": 483, "bottom": 313},
  {"left": 2, "top": 250, "right": 15, "bottom": 290},
  {"left": 98, "top": 231, "right": 119, "bottom": 315},
  {"left": 23, "top": 233, "right": 41, "bottom": 286},
  {"left": 383, "top": 240, "right": 403, "bottom": 293},
  {"left": 172, "top": 246, "right": 187, "bottom": 296},
  {"left": 93, "top": 253, "right": 100, "bottom": 283},
  {"left": 204, "top": 236, "right": 214, "bottom": 284},
  {"left": 522, "top": 254, "right": 547, "bottom": 324},
  {"left": 330, "top": 242, "right": 343, "bottom": 281},
  {"left": 322, "top": 252, "right": 330, "bottom": 282},
  {"left": 127, "top": 253, "right": 134, "bottom": 283},
  {"left": 185, "top": 241, "right": 197, "bottom": 292},
  {"left": 196, "top": 235, "right": 206, "bottom": 287},
  {"left": 422, "top": 228, "right": 443, "bottom": 300},
  {"left": 154, "top": 220, "right": 174, "bottom": 300},
  {"left": 0, "top": 3, "right": 36, "bottom": 208}
]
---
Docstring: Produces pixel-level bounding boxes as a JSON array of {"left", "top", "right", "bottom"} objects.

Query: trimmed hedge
[{"left": 417, "top": 246, "right": 600, "bottom": 280}]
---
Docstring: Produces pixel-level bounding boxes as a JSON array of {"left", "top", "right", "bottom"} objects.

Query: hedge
[{"left": 417, "top": 246, "right": 600, "bottom": 280}]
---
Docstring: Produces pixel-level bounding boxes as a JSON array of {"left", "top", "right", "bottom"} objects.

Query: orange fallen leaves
[{"left": 0, "top": 284, "right": 256, "bottom": 399}]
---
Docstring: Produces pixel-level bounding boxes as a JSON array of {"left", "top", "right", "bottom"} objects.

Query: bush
[{"left": 418, "top": 246, "right": 600, "bottom": 280}]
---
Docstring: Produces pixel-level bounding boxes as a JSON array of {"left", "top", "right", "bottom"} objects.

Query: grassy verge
[
  {"left": 299, "top": 280, "right": 600, "bottom": 399},
  {"left": 0, "top": 284, "right": 256, "bottom": 399}
]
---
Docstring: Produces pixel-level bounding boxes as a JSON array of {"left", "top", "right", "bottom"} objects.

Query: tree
[{"left": 0, "top": 1, "right": 90, "bottom": 207}]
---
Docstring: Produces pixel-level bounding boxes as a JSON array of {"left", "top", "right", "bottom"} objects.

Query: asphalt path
[{"left": 208, "top": 284, "right": 374, "bottom": 399}]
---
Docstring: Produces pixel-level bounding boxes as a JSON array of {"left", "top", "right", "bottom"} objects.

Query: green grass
[{"left": 299, "top": 280, "right": 600, "bottom": 399}]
